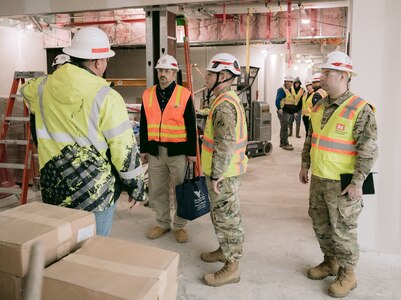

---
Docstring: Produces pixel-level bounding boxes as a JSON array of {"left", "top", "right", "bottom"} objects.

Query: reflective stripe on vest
[
  {"left": 317, "top": 88, "right": 327, "bottom": 99},
  {"left": 201, "top": 91, "right": 248, "bottom": 177},
  {"left": 37, "top": 77, "right": 112, "bottom": 152},
  {"left": 310, "top": 95, "right": 367, "bottom": 180},
  {"left": 143, "top": 84, "right": 190, "bottom": 143}
]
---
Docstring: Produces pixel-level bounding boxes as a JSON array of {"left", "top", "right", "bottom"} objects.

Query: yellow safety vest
[
  {"left": 142, "top": 84, "right": 191, "bottom": 143},
  {"left": 310, "top": 95, "right": 369, "bottom": 180},
  {"left": 201, "top": 90, "right": 248, "bottom": 177},
  {"left": 20, "top": 64, "right": 143, "bottom": 211},
  {"left": 280, "top": 86, "right": 296, "bottom": 108},
  {"left": 20, "top": 64, "right": 133, "bottom": 170},
  {"left": 302, "top": 91, "right": 314, "bottom": 117},
  {"left": 293, "top": 87, "right": 304, "bottom": 105}
]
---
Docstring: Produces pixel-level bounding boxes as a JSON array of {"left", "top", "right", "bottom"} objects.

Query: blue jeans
[{"left": 94, "top": 203, "right": 116, "bottom": 236}]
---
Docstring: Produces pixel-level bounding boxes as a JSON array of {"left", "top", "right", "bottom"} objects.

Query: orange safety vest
[
  {"left": 201, "top": 90, "right": 248, "bottom": 177},
  {"left": 142, "top": 84, "right": 191, "bottom": 143},
  {"left": 316, "top": 88, "right": 327, "bottom": 99},
  {"left": 310, "top": 95, "right": 369, "bottom": 180}
]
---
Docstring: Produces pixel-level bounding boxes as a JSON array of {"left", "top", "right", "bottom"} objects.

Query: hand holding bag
[{"left": 176, "top": 163, "right": 210, "bottom": 221}]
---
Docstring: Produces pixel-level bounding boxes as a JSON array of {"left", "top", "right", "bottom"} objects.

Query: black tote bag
[{"left": 176, "top": 164, "right": 210, "bottom": 221}]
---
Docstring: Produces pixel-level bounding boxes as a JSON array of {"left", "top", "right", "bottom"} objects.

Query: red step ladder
[{"left": 0, "top": 71, "right": 45, "bottom": 205}]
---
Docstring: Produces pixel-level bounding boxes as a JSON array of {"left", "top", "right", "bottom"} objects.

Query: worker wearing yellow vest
[
  {"left": 200, "top": 53, "right": 247, "bottom": 287},
  {"left": 301, "top": 79, "right": 314, "bottom": 137},
  {"left": 299, "top": 51, "right": 378, "bottom": 298},
  {"left": 140, "top": 54, "right": 197, "bottom": 243},
  {"left": 289, "top": 76, "right": 304, "bottom": 138},
  {"left": 20, "top": 27, "right": 145, "bottom": 236},
  {"left": 311, "top": 72, "right": 328, "bottom": 105},
  {"left": 29, "top": 54, "right": 72, "bottom": 147},
  {"left": 275, "top": 75, "right": 297, "bottom": 150}
]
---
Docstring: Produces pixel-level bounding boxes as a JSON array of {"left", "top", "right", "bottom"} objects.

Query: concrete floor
[{"left": 2, "top": 132, "right": 400, "bottom": 299}]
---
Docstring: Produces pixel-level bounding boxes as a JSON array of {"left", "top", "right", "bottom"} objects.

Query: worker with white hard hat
[
  {"left": 288, "top": 76, "right": 304, "bottom": 138},
  {"left": 300, "top": 79, "right": 314, "bottom": 137},
  {"left": 21, "top": 27, "right": 145, "bottom": 236},
  {"left": 140, "top": 53, "right": 197, "bottom": 243},
  {"left": 52, "top": 54, "right": 71, "bottom": 70},
  {"left": 200, "top": 52, "right": 247, "bottom": 287},
  {"left": 311, "top": 72, "right": 327, "bottom": 105},
  {"left": 299, "top": 51, "right": 378, "bottom": 298},
  {"left": 275, "top": 74, "right": 297, "bottom": 150}
]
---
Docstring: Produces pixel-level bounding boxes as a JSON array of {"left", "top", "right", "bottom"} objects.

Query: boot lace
[{"left": 214, "top": 263, "right": 232, "bottom": 279}]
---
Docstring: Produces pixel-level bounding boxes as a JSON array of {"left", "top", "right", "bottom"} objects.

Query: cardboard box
[
  {"left": 0, "top": 202, "right": 95, "bottom": 277},
  {"left": 43, "top": 236, "right": 179, "bottom": 300},
  {"left": 42, "top": 260, "right": 159, "bottom": 300},
  {"left": 165, "top": 282, "right": 178, "bottom": 300},
  {"left": 0, "top": 271, "right": 23, "bottom": 300}
]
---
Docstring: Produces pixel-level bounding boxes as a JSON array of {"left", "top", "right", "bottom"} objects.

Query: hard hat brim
[{"left": 63, "top": 47, "right": 115, "bottom": 60}]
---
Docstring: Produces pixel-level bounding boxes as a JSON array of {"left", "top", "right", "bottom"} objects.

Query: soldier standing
[
  {"left": 299, "top": 51, "right": 378, "bottom": 298},
  {"left": 200, "top": 53, "right": 248, "bottom": 287}
]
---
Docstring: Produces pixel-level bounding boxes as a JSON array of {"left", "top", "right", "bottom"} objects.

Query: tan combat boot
[
  {"left": 175, "top": 229, "right": 188, "bottom": 243},
  {"left": 307, "top": 256, "right": 339, "bottom": 280},
  {"left": 200, "top": 247, "right": 226, "bottom": 263},
  {"left": 203, "top": 261, "right": 240, "bottom": 287},
  {"left": 328, "top": 267, "right": 357, "bottom": 298},
  {"left": 146, "top": 226, "right": 171, "bottom": 239}
]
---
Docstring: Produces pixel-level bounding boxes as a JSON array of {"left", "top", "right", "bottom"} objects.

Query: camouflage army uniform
[
  {"left": 207, "top": 90, "right": 245, "bottom": 262},
  {"left": 301, "top": 90, "right": 378, "bottom": 268}
]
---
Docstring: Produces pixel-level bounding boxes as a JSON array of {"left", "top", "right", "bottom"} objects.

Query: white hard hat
[
  {"left": 321, "top": 51, "right": 357, "bottom": 76},
  {"left": 206, "top": 53, "right": 241, "bottom": 76},
  {"left": 312, "top": 72, "right": 322, "bottom": 82},
  {"left": 305, "top": 79, "right": 312, "bottom": 86},
  {"left": 283, "top": 75, "right": 294, "bottom": 82},
  {"left": 52, "top": 54, "right": 71, "bottom": 68},
  {"left": 63, "top": 27, "right": 115, "bottom": 59},
  {"left": 155, "top": 54, "right": 179, "bottom": 70}
]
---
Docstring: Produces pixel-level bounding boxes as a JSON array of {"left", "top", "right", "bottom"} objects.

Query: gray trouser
[
  {"left": 148, "top": 146, "right": 188, "bottom": 229},
  {"left": 277, "top": 111, "right": 291, "bottom": 145}
]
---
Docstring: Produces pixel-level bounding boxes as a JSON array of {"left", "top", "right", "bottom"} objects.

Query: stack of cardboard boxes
[{"left": 0, "top": 202, "right": 179, "bottom": 300}]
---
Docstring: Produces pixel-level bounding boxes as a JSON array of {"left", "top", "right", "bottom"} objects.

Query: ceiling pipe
[
  {"left": 287, "top": 0, "right": 292, "bottom": 67},
  {"left": 54, "top": 18, "right": 145, "bottom": 27},
  {"left": 266, "top": 0, "right": 271, "bottom": 39},
  {"left": 223, "top": 2, "right": 226, "bottom": 24}
]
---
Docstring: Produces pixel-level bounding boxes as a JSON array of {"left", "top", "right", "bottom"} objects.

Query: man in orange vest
[
  {"left": 299, "top": 51, "right": 378, "bottom": 298},
  {"left": 140, "top": 54, "right": 197, "bottom": 243},
  {"left": 200, "top": 53, "right": 247, "bottom": 287}
]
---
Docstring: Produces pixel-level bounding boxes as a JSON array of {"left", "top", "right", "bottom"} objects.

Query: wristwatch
[{"left": 210, "top": 176, "right": 219, "bottom": 181}]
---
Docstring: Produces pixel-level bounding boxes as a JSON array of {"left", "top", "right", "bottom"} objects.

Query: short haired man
[
  {"left": 299, "top": 51, "right": 378, "bottom": 298},
  {"left": 140, "top": 54, "right": 197, "bottom": 243},
  {"left": 200, "top": 53, "right": 247, "bottom": 287}
]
